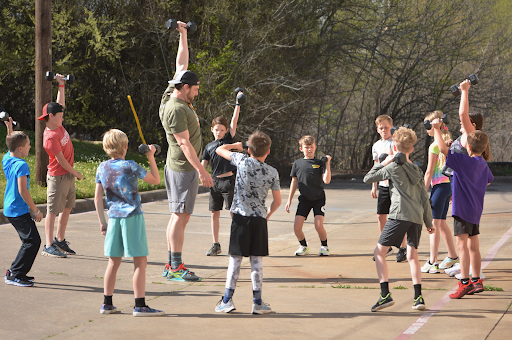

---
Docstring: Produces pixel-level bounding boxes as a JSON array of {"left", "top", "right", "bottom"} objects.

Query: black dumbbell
[
  {"left": 234, "top": 87, "right": 246, "bottom": 105},
  {"left": 424, "top": 113, "right": 449, "bottom": 130},
  {"left": 138, "top": 144, "right": 161, "bottom": 156},
  {"left": 390, "top": 123, "right": 410, "bottom": 135},
  {"left": 378, "top": 152, "right": 406, "bottom": 165},
  {"left": 45, "top": 71, "right": 75, "bottom": 85},
  {"left": 165, "top": 19, "right": 197, "bottom": 34},
  {"left": 0, "top": 107, "right": 20, "bottom": 130},
  {"left": 450, "top": 74, "right": 479, "bottom": 97},
  {"left": 242, "top": 141, "right": 249, "bottom": 149}
]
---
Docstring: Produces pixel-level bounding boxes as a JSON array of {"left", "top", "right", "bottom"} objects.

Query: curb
[{"left": 0, "top": 186, "right": 210, "bottom": 226}]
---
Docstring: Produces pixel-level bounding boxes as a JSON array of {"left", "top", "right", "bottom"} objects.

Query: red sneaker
[
  {"left": 450, "top": 281, "right": 474, "bottom": 299},
  {"left": 468, "top": 279, "right": 484, "bottom": 295}
]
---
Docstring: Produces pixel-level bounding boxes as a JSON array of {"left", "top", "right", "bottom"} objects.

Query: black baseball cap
[
  {"left": 168, "top": 70, "right": 200, "bottom": 86},
  {"left": 38, "top": 102, "right": 64, "bottom": 120}
]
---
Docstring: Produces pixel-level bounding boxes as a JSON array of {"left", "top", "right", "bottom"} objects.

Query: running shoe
[
  {"left": 252, "top": 301, "right": 273, "bottom": 314},
  {"left": 162, "top": 263, "right": 171, "bottom": 277},
  {"left": 429, "top": 263, "right": 440, "bottom": 274},
  {"left": 439, "top": 256, "right": 459, "bottom": 270},
  {"left": 133, "top": 305, "right": 164, "bottom": 317},
  {"left": 412, "top": 295, "right": 426, "bottom": 310},
  {"left": 396, "top": 247, "right": 407, "bottom": 262},
  {"left": 421, "top": 260, "right": 436, "bottom": 273},
  {"left": 455, "top": 272, "right": 485, "bottom": 280},
  {"left": 100, "top": 304, "right": 119, "bottom": 314},
  {"left": 295, "top": 245, "right": 310, "bottom": 256},
  {"left": 53, "top": 238, "right": 76, "bottom": 255},
  {"left": 5, "top": 275, "right": 33, "bottom": 287},
  {"left": 371, "top": 293, "right": 394, "bottom": 312},
  {"left": 319, "top": 246, "right": 330, "bottom": 256},
  {"left": 4, "top": 270, "right": 34, "bottom": 282},
  {"left": 206, "top": 243, "right": 222, "bottom": 256},
  {"left": 449, "top": 281, "right": 473, "bottom": 299},
  {"left": 215, "top": 298, "right": 236, "bottom": 313},
  {"left": 468, "top": 279, "right": 484, "bottom": 295},
  {"left": 166, "top": 263, "right": 202, "bottom": 282},
  {"left": 445, "top": 262, "right": 461, "bottom": 276},
  {"left": 41, "top": 244, "right": 67, "bottom": 258}
]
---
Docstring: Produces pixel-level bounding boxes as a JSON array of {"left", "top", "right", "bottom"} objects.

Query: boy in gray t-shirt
[{"left": 214, "top": 131, "right": 281, "bottom": 314}]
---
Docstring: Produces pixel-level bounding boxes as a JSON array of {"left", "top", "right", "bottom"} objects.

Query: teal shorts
[{"left": 104, "top": 214, "right": 149, "bottom": 258}]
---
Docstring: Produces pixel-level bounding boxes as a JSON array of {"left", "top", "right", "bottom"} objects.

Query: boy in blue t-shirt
[
  {"left": 214, "top": 131, "right": 281, "bottom": 314},
  {"left": 200, "top": 99, "right": 241, "bottom": 256},
  {"left": 3, "top": 118, "right": 43, "bottom": 287},
  {"left": 94, "top": 129, "right": 163, "bottom": 316},
  {"left": 432, "top": 120, "right": 494, "bottom": 299}
]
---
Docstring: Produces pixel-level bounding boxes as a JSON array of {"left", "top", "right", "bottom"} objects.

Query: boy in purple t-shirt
[{"left": 432, "top": 120, "right": 493, "bottom": 299}]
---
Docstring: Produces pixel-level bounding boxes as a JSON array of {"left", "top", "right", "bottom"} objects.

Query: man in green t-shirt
[{"left": 159, "top": 21, "right": 213, "bottom": 282}]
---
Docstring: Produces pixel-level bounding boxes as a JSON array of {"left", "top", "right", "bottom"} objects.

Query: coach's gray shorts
[
  {"left": 164, "top": 165, "right": 199, "bottom": 214},
  {"left": 378, "top": 218, "right": 422, "bottom": 249}
]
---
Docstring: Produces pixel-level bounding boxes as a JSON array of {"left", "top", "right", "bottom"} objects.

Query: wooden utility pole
[{"left": 35, "top": 0, "right": 52, "bottom": 185}]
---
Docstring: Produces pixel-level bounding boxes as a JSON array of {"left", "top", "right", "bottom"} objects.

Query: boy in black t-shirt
[
  {"left": 285, "top": 135, "right": 331, "bottom": 256},
  {"left": 200, "top": 98, "right": 241, "bottom": 256}
]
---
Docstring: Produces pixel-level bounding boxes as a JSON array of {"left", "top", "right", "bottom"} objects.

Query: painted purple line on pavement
[{"left": 395, "top": 225, "right": 512, "bottom": 339}]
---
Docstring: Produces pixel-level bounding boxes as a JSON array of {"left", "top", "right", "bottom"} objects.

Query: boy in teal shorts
[{"left": 94, "top": 129, "right": 163, "bottom": 316}]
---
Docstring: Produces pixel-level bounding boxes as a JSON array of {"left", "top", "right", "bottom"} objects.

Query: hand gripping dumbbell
[
  {"left": 138, "top": 144, "right": 161, "bottom": 156},
  {"left": 424, "top": 113, "right": 449, "bottom": 130},
  {"left": 378, "top": 152, "right": 406, "bottom": 165},
  {"left": 234, "top": 87, "right": 247, "bottom": 105},
  {"left": 450, "top": 74, "right": 479, "bottom": 97},
  {"left": 0, "top": 106, "right": 20, "bottom": 130},
  {"left": 390, "top": 123, "right": 410, "bottom": 135},
  {"left": 45, "top": 71, "right": 75, "bottom": 85},
  {"left": 165, "top": 19, "right": 197, "bottom": 34}
]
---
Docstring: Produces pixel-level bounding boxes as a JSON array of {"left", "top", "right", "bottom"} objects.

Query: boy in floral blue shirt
[{"left": 94, "top": 129, "right": 162, "bottom": 316}]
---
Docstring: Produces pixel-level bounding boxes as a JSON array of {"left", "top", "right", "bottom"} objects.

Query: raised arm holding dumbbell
[{"left": 175, "top": 21, "right": 189, "bottom": 72}]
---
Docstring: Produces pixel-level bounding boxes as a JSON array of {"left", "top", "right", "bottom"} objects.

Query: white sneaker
[
  {"left": 319, "top": 246, "right": 330, "bottom": 256},
  {"left": 215, "top": 298, "right": 236, "bottom": 313},
  {"left": 421, "top": 260, "right": 436, "bottom": 273},
  {"left": 252, "top": 301, "right": 273, "bottom": 314},
  {"left": 455, "top": 266, "right": 485, "bottom": 280},
  {"left": 295, "top": 245, "right": 310, "bottom": 256},
  {"left": 445, "top": 262, "right": 461, "bottom": 276},
  {"left": 439, "top": 256, "right": 459, "bottom": 269},
  {"left": 429, "top": 263, "right": 440, "bottom": 274}
]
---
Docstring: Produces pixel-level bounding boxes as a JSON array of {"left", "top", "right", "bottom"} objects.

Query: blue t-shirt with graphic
[
  {"left": 2, "top": 153, "right": 30, "bottom": 217},
  {"left": 95, "top": 159, "right": 147, "bottom": 218},
  {"left": 230, "top": 153, "right": 280, "bottom": 218}
]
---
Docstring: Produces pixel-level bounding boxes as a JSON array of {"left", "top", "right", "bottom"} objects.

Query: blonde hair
[
  {"left": 392, "top": 127, "right": 417, "bottom": 153},
  {"left": 425, "top": 110, "right": 451, "bottom": 166},
  {"left": 298, "top": 135, "right": 315, "bottom": 146},
  {"left": 102, "top": 129, "right": 128, "bottom": 158},
  {"left": 375, "top": 114, "right": 393, "bottom": 127}
]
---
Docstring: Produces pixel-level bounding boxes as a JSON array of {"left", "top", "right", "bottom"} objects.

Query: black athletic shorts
[
  {"left": 228, "top": 213, "right": 269, "bottom": 257},
  {"left": 209, "top": 175, "right": 235, "bottom": 212},
  {"left": 377, "top": 185, "right": 391, "bottom": 215},
  {"left": 296, "top": 194, "right": 326, "bottom": 219},
  {"left": 378, "top": 218, "right": 422, "bottom": 249},
  {"left": 453, "top": 215, "right": 480, "bottom": 237}
]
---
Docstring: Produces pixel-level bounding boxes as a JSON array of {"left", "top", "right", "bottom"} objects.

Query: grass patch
[
  {"left": 49, "top": 272, "right": 69, "bottom": 276},
  {"left": 331, "top": 284, "right": 377, "bottom": 289},
  {"left": 422, "top": 287, "right": 448, "bottom": 291},
  {"left": 93, "top": 275, "right": 103, "bottom": 279},
  {"left": 393, "top": 285, "right": 408, "bottom": 290},
  {"left": 152, "top": 281, "right": 165, "bottom": 284},
  {"left": 278, "top": 285, "right": 288, "bottom": 288},
  {"left": 484, "top": 284, "right": 504, "bottom": 291},
  {"left": 292, "top": 285, "right": 316, "bottom": 288},
  {"left": 0, "top": 128, "right": 166, "bottom": 208}
]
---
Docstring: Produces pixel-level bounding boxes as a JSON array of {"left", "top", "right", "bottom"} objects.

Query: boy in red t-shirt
[{"left": 37, "top": 74, "right": 82, "bottom": 258}]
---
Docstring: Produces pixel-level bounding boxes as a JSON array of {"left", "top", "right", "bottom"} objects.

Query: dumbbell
[
  {"left": 242, "top": 141, "right": 249, "bottom": 149},
  {"left": 138, "top": 144, "right": 161, "bottom": 156},
  {"left": 165, "top": 19, "right": 197, "bottom": 34},
  {"left": 45, "top": 71, "right": 75, "bottom": 85},
  {"left": 424, "top": 113, "right": 449, "bottom": 130},
  {"left": 390, "top": 123, "right": 410, "bottom": 135},
  {"left": 234, "top": 87, "right": 246, "bottom": 105},
  {"left": 450, "top": 74, "right": 479, "bottom": 96},
  {"left": 0, "top": 106, "right": 20, "bottom": 130},
  {"left": 378, "top": 153, "right": 406, "bottom": 165}
]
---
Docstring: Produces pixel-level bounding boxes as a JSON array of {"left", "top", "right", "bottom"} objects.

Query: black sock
[
  {"left": 450, "top": 256, "right": 459, "bottom": 260},
  {"left": 461, "top": 278, "right": 470, "bottom": 285},
  {"left": 168, "top": 251, "right": 172, "bottom": 265},
  {"left": 414, "top": 284, "right": 422, "bottom": 299},
  {"left": 299, "top": 238, "right": 307, "bottom": 247},
  {"left": 471, "top": 277, "right": 480, "bottom": 283},
  {"left": 171, "top": 252, "right": 182, "bottom": 270},
  {"left": 135, "top": 297, "right": 146, "bottom": 307},
  {"left": 104, "top": 295, "right": 113, "bottom": 306},
  {"left": 321, "top": 239, "right": 328, "bottom": 247},
  {"left": 380, "top": 282, "right": 390, "bottom": 296}
]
